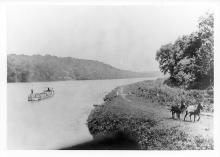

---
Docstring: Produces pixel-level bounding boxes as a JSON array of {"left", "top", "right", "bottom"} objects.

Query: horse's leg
[
  {"left": 194, "top": 114, "right": 196, "bottom": 122},
  {"left": 190, "top": 113, "right": 192, "bottom": 121},
  {"left": 177, "top": 113, "right": 180, "bottom": 120},
  {"left": 172, "top": 111, "right": 174, "bottom": 119},
  {"left": 184, "top": 111, "right": 188, "bottom": 121},
  {"left": 197, "top": 113, "right": 200, "bottom": 121}
]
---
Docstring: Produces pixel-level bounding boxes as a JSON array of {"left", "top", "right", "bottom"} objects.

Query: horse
[
  {"left": 184, "top": 103, "right": 203, "bottom": 122},
  {"left": 170, "top": 101, "right": 186, "bottom": 120}
]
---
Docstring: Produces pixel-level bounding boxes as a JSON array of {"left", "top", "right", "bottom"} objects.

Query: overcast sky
[{"left": 7, "top": 4, "right": 214, "bottom": 72}]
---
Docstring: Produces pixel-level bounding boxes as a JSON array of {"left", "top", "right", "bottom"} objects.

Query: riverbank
[
  {"left": 87, "top": 78, "right": 213, "bottom": 150},
  {"left": 8, "top": 77, "right": 154, "bottom": 149}
]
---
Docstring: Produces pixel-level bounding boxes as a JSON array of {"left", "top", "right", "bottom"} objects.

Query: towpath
[{"left": 116, "top": 85, "right": 213, "bottom": 139}]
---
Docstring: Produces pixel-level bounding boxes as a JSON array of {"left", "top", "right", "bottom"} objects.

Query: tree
[
  {"left": 156, "top": 43, "right": 175, "bottom": 77},
  {"left": 156, "top": 13, "right": 214, "bottom": 89}
]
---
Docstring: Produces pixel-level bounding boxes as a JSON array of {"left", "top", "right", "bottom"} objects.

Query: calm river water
[{"left": 7, "top": 77, "right": 156, "bottom": 149}]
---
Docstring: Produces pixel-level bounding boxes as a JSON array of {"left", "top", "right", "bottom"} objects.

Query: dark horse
[
  {"left": 170, "top": 101, "right": 186, "bottom": 120},
  {"left": 184, "top": 103, "right": 203, "bottom": 122}
]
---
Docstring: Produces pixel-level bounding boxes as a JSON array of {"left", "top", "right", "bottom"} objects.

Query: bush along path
[{"left": 87, "top": 78, "right": 213, "bottom": 150}]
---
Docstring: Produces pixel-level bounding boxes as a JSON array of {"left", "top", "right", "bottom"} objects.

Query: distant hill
[{"left": 7, "top": 54, "right": 161, "bottom": 82}]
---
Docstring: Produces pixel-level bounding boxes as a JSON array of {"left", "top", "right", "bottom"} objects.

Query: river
[{"left": 7, "top": 77, "right": 156, "bottom": 149}]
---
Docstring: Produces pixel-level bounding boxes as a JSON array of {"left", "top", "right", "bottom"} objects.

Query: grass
[
  {"left": 125, "top": 78, "right": 213, "bottom": 112},
  {"left": 88, "top": 97, "right": 157, "bottom": 138},
  {"left": 138, "top": 127, "right": 213, "bottom": 150},
  {"left": 87, "top": 78, "right": 214, "bottom": 150}
]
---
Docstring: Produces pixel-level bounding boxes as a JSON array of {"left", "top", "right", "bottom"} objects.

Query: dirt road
[{"left": 117, "top": 86, "right": 213, "bottom": 139}]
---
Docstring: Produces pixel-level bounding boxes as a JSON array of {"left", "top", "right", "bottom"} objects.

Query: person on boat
[
  {"left": 29, "top": 89, "right": 34, "bottom": 100},
  {"left": 47, "top": 87, "right": 50, "bottom": 92}
]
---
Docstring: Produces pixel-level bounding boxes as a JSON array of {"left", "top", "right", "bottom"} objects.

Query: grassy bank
[{"left": 87, "top": 78, "right": 213, "bottom": 150}]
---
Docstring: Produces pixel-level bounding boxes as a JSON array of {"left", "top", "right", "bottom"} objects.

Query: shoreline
[
  {"left": 86, "top": 78, "right": 213, "bottom": 150},
  {"left": 7, "top": 77, "right": 156, "bottom": 149},
  {"left": 7, "top": 76, "right": 159, "bottom": 84}
]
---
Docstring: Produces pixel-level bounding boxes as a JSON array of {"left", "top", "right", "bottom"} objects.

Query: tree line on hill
[
  {"left": 156, "top": 13, "right": 214, "bottom": 89},
  {"left": 7, "top": 54, "right": 161, "bottom": 82}
]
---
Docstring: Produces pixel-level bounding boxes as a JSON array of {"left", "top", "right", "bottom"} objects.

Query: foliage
[
  {"left": 138, "top": 127, "right": 213, "bottom": 150},
  {"left": 87, "top": 104, "right": 156, "bottom": 139},
  {"left": 7, "top": 54, "right": 160, "bottom": 82},
  {"left": 87, "top": 79, "right": 213, "bottom": 150},
  {"left": 128, "top": 79, "right": 213, "bottom": 112},
  {"left": 156, "top": 13, "right": 214, "bottom": 89}
]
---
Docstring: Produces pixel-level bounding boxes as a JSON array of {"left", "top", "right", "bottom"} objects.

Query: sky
[{"left": 6, "top": 4, "right": 214, "bottom": 72}]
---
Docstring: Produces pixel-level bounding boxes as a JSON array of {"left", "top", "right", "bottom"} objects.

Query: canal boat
[{"left": 28, "top": 87, "right": 54, "bottom": 101}]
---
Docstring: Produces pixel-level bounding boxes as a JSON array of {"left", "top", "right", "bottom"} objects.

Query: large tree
[{"left": 156, "top": 13, "right": 214, "bottom": 89}]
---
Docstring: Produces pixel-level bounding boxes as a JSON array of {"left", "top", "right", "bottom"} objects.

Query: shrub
[{"left": 128, "top": 79, "right": 213, "bottom": 112}]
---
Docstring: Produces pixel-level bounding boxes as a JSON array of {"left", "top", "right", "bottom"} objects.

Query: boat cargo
[{"left": 28, "top": 88, "right": 54, "bottom": 101}]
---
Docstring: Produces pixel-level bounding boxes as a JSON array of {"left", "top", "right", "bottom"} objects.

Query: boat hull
[{"left": 28, "top": 90, "right": 54, "bottom": 101}]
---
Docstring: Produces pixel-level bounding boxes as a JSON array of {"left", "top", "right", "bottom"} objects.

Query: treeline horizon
[{"left": 7, "top": 54, "right": 161, "bottom": 82}]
